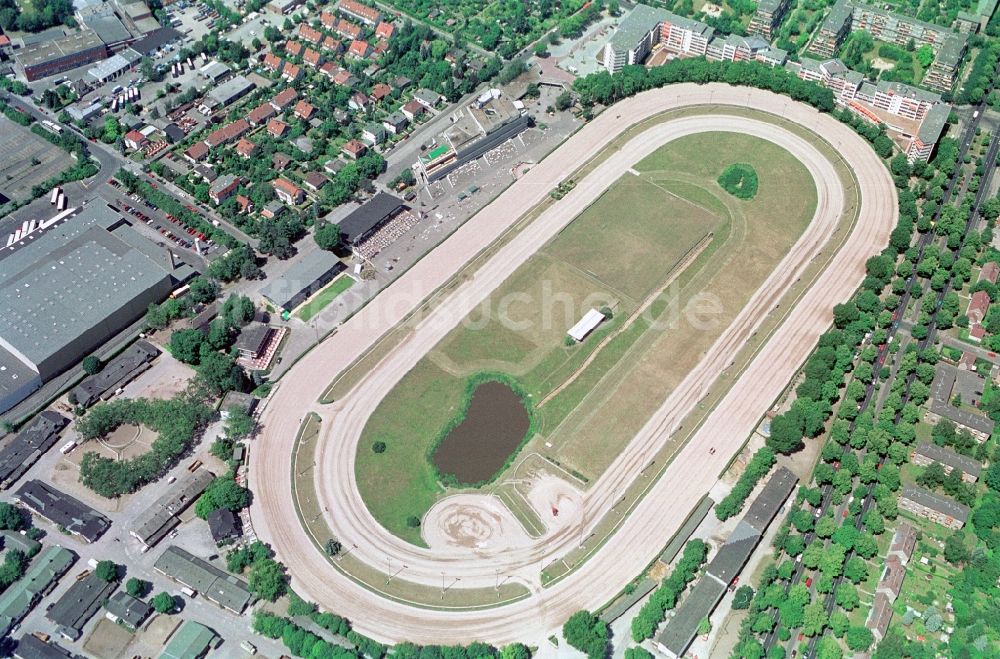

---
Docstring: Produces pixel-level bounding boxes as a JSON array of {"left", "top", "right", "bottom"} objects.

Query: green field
[
  {"left": 297, "top": 275, "right": 354, "bottom": 321},
  {"left": 356, "top": 131, "right": 818, "bottom": 544}
]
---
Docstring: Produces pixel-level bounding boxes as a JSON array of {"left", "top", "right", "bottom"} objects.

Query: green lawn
[
  {"left": 296, "top": 275, "right": 354, "bottom": 321},
  {"left": 355, "top": 130, "right": 817, "bottom": 544}
]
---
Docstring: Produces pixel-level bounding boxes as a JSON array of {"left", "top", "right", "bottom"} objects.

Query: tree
[
  {"left": 843, "top": 556, "right": 868, "bottom": 584},
  {"left": 82, "top": 355, "right": 102, "bottom": 375},
  {"left": 170, "top": 329, "right": 206, "bottom": 365},
  {"left": 623, "top": 649, "right": 651, "bottom": 659},
  {"left": 0, "top": 502, "right": 24, "bottom": 531},
  {"left": 944, "top": 530, "right": 970, "bottom": 564},
  {"left": 248, "top": 557, "right": 288, "bottom": 601},
  {"left": 802, "top": 602, "right": 828, "bottom": 637},
  {"left": 126, "top": 577, "right": 148, "bottom": 597},
  {"left": 834, "top": 582, "right": 860, "bottom": 610},
  {"left": 188, "top": 276, "right": 218, "bottom": 304},
  {"left": 94, "top": 560, "right": 117, "bottom": 582},
  {"left": 325, "top": 538, "right": 342, "bottom": 556},
  {"left": 984, "top": 462, "right": 1000, "bottom": 492},
  {"left": 152, "top": 592, "right": 175, "bottom": 613},
  {"left": 733, "top": 585, "right": 754, "bottom": 609},
  {"left": 195, "top": 351, "right": 246, "bottom": 396},
  {"left": 195, "top": 477, "right": 251, "bottom": 518},
  {"left": 846, "top": 626, "right": 874, "bottom": 651},
  {"left": 555, "top": 90, "right": 573, "bottom": 111},
  {"left": 502, "top": 644, "right": 532, "bottom": 659},
  {"left": 225, "top": 408, "right": 254, "bottom": 439},
  {"left": 314, "top": 222, "right": 341, "bottom": 251},
  {"left": 562, "top": 610, "right": 608, "bottom": 659}
]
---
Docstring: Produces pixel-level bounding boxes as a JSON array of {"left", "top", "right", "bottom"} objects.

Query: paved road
[{"left": 247, "top": 83, "right": 896, "bottom": 645}]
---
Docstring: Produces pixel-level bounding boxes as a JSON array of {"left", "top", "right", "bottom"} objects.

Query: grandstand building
[
  {"left": 0, "top": 200, "right": 194, "bottom": 413},
  {"left": 413, "top": 89, "right": 529, "bottom": 183}
]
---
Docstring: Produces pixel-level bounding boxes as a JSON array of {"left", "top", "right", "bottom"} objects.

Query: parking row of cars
[{"left": 109, "top": 178, "right": 214, "bottom": 252}]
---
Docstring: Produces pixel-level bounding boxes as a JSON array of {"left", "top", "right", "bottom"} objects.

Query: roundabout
[{"left": 248, "top": 83, "right": 897, "bottom": 645}]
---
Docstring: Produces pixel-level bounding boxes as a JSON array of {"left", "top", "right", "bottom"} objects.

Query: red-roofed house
[
  {"left": 348, "top": 40, "right": 371, "bottom": 59},
  {"left": 887, "top": 522, "right": 916, "bottom": 565},
  {"left": 184, "top": 141, "right": 209, "bottom": 163},
  {"left": 273, "top": 178, "right": 304, "bottom": 204},
  {"left": 123, "top": 130, "right": 148, "bottom": 150},
  {"left": 271, "top": 88, "right": 298, "bottom": 110},
  {"left": 320, "top": 61, "right": 337, "bottom": 78},
  {"left": 971, "top": 324, "right": 987, "bottom": 342},
  {"left": 375, "top": 21, "right": 395, "bottom": 40},
  {"left": 303, "top": 48, "right": 323, "bottom": 67},
  {"left": 335, "top": 19, "right": 362, "bottom": 40},
  {"left": 333, "top": 69, "right": 354, "bottom": 86},
  {"left": 876, "top": 557, "right": 906, "bottom": 601},
  {"left": 298, "top": 23, "right": 323, "bottom": 44},
  {"left": 342, "top": 139, "right": 367, "bottom": 159},
  {"left": 263, "top": 52, "right": 284, "bottom": 72},
  {"left": 322, "top": 35, "right": 343, "bottom": 54},
  {"left": 204, "top": 119, "right": 250, "bottom": 148},
  {"left": 236, "top": 195, "right": 253, "bottom": 214},
  {"left": 980, "top": 261, "right": 1000, "bottom": 285},
  {"left": 285, "top": 40, "right": 303, "bottom": 57},
  {"left": 401, "top": 99, "right": 426, "bottom": 121},
  {"left": 294, "top": 100, "right": 316, "bottom": 120},
  {"left": 968, "top": 290, "right": 991, "bottom": 325},
  {"left": 235, "top": 138, "right": 258, "bottom": 159},
  {"left": 248, "top": 102, "right": 277, "bottom": 126},
  {"left": 282, "top": 62, "right": 302, "bottom": 82},
  {"left": 866, "top": 592, "right": 893, "bottom": 642},
  {"left": 267, "top": 118, "right": 290, "bottom": 138},
  {"left": 370, "top": 83, "right": 392, "bottom": 102},
  {"left": 339, "top": 0, "right": 381, "bottom": 25},
  {"left": 321, "top": 10, "right": 337, "bottom": 28}
]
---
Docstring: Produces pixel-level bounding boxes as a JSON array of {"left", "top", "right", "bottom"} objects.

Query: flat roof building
[
  {"left": 0, "top": 201, "right": 191, "bottom": 413},
  {"left": 15, "top": 30, "right": 108, "bottom": 81},
  {"left": 154, "top": 546, "right": 254, "bottom": 613},
  {"left": 46, "top": 572, "right": 117, "bottom": 640},
  {"left": 131, "top": 468, "right": 214, "bottom": 550},
  {"left": 259, "top": 249, "right": 346, "bottom": 312},
  {"left": 0, "top": 411, "right": 68, "bottom": 489},
  {"left": 14, "top": 480, "right": 111, "bottom": 543},
  {"left": 207, "top": 75, "right": 256, "bottom": 108},
  {"left": 568, "top": 309, "right": 606, "bottom": 343}
]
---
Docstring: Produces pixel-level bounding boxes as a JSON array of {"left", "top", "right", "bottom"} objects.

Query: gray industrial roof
[
  {"left": 259, "top": 249, "right": 345, "bottom": 309},
  {"left": 87, "top": 53, "right": 132, "bottom": 80},
  {"left": 0, "top": 201, "right": 180, "bottom": 379},
  {"left": 16, "top": 30, "right": 105, "bottom": 68},
  {"left": 154, "top": 546, "right": 253, "bottom": 613},
  {"left": 901, "top": 485, "right": 970, "bottom": 522},
  {"left": 14, "top": 480, "right": 111, "bottom": 543},
  {"left": 84, "top": 15, "right": 131, "bottom": 45},
  {"left": 46, "top": 573, "right": 117, "bottom": 639},
  {"left": 743, "top": 466, "right": 798, "bottom": 534},
  {"left": 914, "top": 441, "right": 982, "bottom": 477},
  {"left": 208, "top": 75, "right": 256, "bottom": 106}
]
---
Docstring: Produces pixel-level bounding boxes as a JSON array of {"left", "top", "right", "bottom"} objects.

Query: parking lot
[{"left": 0, "top": 118, "right": 71, "bottom": 204}]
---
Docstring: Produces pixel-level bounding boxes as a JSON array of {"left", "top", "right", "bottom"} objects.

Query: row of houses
[{"left": 866, "top": 523, "right": 917, "bottom": 642}]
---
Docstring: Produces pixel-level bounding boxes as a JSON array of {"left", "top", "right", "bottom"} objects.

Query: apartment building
[
  {"left": 910, "top": 441, "right": 982, "bottom": 483},
  {"left": 748, "top": 0, "right": 792, "bottom": 40},
  {"left": 898, "top": 485, "right": 970, "bottom": 530},
  {"left": 808, "top": 0, "right": 853, "bottom": 57},
  {"left": 705, "top": 33, "right": 787, "bottom": 67},
  {"left": 923, "top": 33, "right": 968, "bottom": 91}
]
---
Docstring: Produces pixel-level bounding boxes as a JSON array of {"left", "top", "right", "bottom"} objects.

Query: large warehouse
[
  {"left": 15, "top": 30, "right": 108, "bottom": 81},
  {"left": 0, "top": 200, "right": 193, "bottom": 413},
  {"left": 334, "top": 192, "right": 405, "bottom": 244},
  {"left": 260, "top": 249, "right": 345, "bottom": 313}
]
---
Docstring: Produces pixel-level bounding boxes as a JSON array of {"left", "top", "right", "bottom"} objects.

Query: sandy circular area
[{"left": 422, "top": 494, "right": 533, "bottom": 551}]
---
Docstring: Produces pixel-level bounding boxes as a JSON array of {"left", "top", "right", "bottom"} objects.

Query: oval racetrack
[{"left": 248, "top": 83, "right": 897, "bottom": 645}]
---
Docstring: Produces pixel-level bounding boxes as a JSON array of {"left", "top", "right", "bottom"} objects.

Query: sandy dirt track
[{"left": 248, "top": 84, "right": 896, "bottom": 645}]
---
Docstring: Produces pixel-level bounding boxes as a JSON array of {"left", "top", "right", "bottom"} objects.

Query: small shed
[{"left": 567, "top": 309, "right": 606, "bottom": 342}]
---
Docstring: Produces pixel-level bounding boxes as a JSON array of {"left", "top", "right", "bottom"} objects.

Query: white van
[
  {"left": 180, "top": 587, "right": 197, "bottom": 597},
  {"left": 59, "top": 440, "right": 77, "bottom": 455}
]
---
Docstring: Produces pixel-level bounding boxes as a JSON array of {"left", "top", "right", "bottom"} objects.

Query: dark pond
[{"left": 432, "top": 380, "right": 531, "bottom": 485}]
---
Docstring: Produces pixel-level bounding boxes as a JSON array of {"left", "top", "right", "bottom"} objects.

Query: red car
[{"left": 805, "top": 577, "right": 813, "bottom": 587}]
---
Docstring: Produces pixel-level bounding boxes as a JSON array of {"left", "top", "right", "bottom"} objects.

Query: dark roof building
[
  {"left": 15, "top": 30, "right": 108, "bottom": 81},
  {"left": 334, "top": 192, "right": 405, "bottom": 245},
  {"left": 233, "top": 324, "right": 273, "bottom": 360},
  {"left": 0, "top": 411, "right": 68, "bottom": 489},
  {"left": 14, "top": 481, "right": 111, "bottom": 543},
  {"left": 259, "top": 250, "right": 346, "bottom": 312},
  {"left": 104, "top": 590, "right": 152, "bottom": 630},
  {"left": 46, "top": 573, "right": 117, "bottom": 640},
  {"left": 657, "top": 467, "right": 798, "bottom": 658},
  {"left": 14, "top": 634, "right": 82, "bottom": 659},
  {"left": 130, "top": 468, "right": 214, "bottom": 549},
  {"left": 127, "top": 27, "right": 182, "bottom": 56},
  {"left": 154, "top": 546, "right": 254, "bottom": 613},
  {"left": 71, "top": 340, "right": 159, "bottom": 408},
  {"left": 207, "top": 508, "right": 241, "bottom": 544},
  {"left": 911, "top": 441, "right": 982, "bottom": 482}
]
